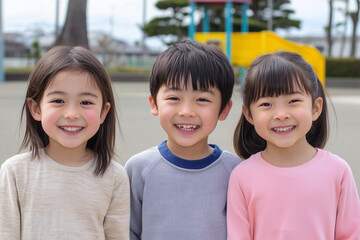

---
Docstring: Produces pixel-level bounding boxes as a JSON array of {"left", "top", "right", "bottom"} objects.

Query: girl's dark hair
[
  {"left": 234, "top": 51, "right": 329, "bottom": 159},
  {"left": 20, "top": 45, "right": 117, "bottom": 176},
  {"left": 149, "top": 40, "right": 235, "bottom": 113}
]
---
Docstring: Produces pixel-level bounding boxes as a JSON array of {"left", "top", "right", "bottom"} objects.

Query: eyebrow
[
  {"left": 164, "top": 87, "right": 215, "bottom": 95},
  {"left": 288, "top": 91, "right": 306, "bottom": 95},
  {"left": 46, "top": 91, "right": 99, "bottom": 98}
]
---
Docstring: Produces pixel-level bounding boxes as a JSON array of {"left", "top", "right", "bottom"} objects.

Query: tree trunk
[
  {"left": 55, "top": 0, "right": 88, "bottom": 48},
  {"left": 339, "top": 0, "right": 349, "bottom": 58},
  {"left": 350, "top": 0, "right": 360, "bottom": 57},
  {"left": 326, "top": 0, "right": 334, "bottom": 57}
]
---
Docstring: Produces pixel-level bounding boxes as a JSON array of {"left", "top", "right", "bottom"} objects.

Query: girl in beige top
[{"left": 0, "top": 46, "right": 130, "bottom": 240}]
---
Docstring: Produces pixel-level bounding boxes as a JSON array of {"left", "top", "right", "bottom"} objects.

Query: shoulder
[
  {"left": 220, "top": 150, "right": 242, "bottom": 165},
  {"left": 316, "top": 149, "right": 352, "bottom": 173},
  {"left": 104, "top": 160, "right": 129, "bottom": 183},
  {"left": 125, "top": 146, "right": 160, "bottom": 172},
  {"left": 230, "top": 152, "right": 260, "bottom": 176},
  {"left": 216, "top": 150, "right": 243, "bottom": 173},
  {"left": 1, "top": 152, "right": 34, "bottom": 172}
]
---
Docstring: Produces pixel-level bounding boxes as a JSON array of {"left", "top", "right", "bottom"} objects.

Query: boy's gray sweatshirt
[{"left": 125, "top": 141, "right": 242, "bottom": 240}]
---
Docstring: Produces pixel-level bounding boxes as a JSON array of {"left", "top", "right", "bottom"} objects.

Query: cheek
[
  {"left": 200, "top": 109, "right": 220, "bottom": 127},
  {"left": 41, "top": 108, "right": 60, "bottom": 126},
  {"left": 39, "top": 108, "right": 61, "bottom": 137},
  {"left": 84, "top": 110, "right": 103, "bottom": 126}
]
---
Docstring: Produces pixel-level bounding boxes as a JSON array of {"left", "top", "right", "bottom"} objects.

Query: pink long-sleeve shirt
[{"left": 227, "top": 149, "right": 360, "bottom": 240}]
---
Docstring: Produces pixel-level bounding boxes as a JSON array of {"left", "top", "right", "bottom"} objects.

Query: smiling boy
[{"left": 125, "top": 40, "right": 242, "bottom": 240}]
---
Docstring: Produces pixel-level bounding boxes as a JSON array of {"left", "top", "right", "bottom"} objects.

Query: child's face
[
  {"left": 28, "top": 69, "right": 110, "bottom": 157},
  {"left": 149, "top": 83, "right": 232, "bottom": 159},
  {"left": 243, "top": 86, "right": 322, "bottom": 152}
]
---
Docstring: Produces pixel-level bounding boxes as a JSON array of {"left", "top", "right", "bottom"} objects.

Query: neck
[
  {"left": 45, "top": 141, "right": 93, "bottom": 167},
  {"left": 262, "top": 140, "right": 317, "bottom": 168},
  {"left": 166, "top": 140, "right": 213, "bottom": 160}
]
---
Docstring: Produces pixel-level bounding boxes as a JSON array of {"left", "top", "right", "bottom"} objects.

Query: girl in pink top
[{"left": 227, "top": 51, "right": 360, "bottom": 240}]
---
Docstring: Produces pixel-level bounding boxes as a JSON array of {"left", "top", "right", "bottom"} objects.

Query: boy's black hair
[
  {"left": 149, "top": 40, "right": 235, "bottom": 113},
  {"left": 234, "top": 51, "right": 329, "bottom": 159}
]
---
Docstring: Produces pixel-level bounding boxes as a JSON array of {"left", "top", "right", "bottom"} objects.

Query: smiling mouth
[
  {"left": 272, "top": 126, "right": 295, "bottom": 132},
  {"left": 175, "top": 124, "right": 200, "bottom": 131},
  {"left": 59, "top": 126, "right": 84, "bottom": 132}
]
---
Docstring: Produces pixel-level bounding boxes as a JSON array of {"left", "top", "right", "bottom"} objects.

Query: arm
[
  {"left": 125, "top": 159, "right": 145, "bottom": 240},
  {"left": 104, "top": 168, "right": 130, "bottom": 240},
  {"left": 0, "top": 163, "right": 21, "bottom": 239},
  {"left": 227, "top": 170, "right": 251, "bottom": 240},
  {"left": 335, "top": 165, "right": 360, "bottom": 240}
]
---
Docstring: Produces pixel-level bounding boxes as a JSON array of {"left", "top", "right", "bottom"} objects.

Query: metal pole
[
  {"left": 189, "top": 2, "right": 196, "bottom": 40},
  {"left": 240, "top": 3, "right": 249, "bottom": 86},
  {"left": 141, "top": 0, "right": 147, "bottom": 68},
  {"left": 225, "top": 1, "right": 233, "bottom": 63},
  {"left": 142, "top": 0, "right": 147, "bottom": 49},
  {"left": 55, "top": 0, "right": 60, "bottom": 37},
  {"left": 203, "top": 6, "right": 209, "bottom": 33},
  {"left": 241, "top": 3, "right": 248, "bottom": 33},
  {"left": 268, "top": 0, "right": 273, "bottom": 30},
  {"left": 0, "top": 0, "right": 4, "bottom": 82}
]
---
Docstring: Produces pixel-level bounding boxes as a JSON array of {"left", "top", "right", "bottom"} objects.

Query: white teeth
[
  {"left": 60, "top": 126, "right": 83, "bottom": 132},
  {"left": 176, "top": 124, "right": 199, "bottom": 131},
  {"left": 273, "top": 126, "right": 294, "bottom": 132}
]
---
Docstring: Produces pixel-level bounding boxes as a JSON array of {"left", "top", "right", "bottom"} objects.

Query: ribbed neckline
[
  {"left": 158, "top": 140, "right": 222, "bottom": 170},
  {"left": 41, "top": 149, "right": 95, "bottom": 172},
  {"left": 254, "top": 148, "right": 323, "bottom": 171}
]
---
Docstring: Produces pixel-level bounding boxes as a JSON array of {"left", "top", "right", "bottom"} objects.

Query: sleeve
[
  {"left": 226, "top": 168, "right": 251, "bottom": 240},
  {"left": 104, "top": 167, "right": 131, "bottom": 240},
  {"left": 334, "top": 165, "right": 360, "bottom": 240},
  {"left": 125, "top": 158, "right": 145, "bottom": 240},
  {"left": 0, "top": 163, "right": 21, "bottom": 239}
]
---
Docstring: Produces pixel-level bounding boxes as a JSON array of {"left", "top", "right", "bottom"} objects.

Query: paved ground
[{"left": 1, "top": 81, "right": 360, "bottom": 194}]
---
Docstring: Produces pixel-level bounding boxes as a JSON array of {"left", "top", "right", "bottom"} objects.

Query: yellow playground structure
[
  {"left": 195, "top": 32, "right": 325, "bottom": 84},
  {"left": 188, "top": 0, "right": 325, "bottom": 84}
]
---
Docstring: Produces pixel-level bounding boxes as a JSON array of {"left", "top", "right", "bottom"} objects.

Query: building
[{"left": 3, "top": 31, "right": 162, "bottom": 70}]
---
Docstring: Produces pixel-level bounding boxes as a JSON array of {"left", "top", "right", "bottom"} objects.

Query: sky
[{"left": 2, "top": 0, "right": 355, "bottom": 50}]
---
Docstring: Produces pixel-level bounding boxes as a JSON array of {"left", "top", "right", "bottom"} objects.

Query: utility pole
[
  {"left": 268, "top": 0, "right": 273, "bottom": 30},
  {"left": 55, "top": 0, "right": 60, "bottom": 37},
  {"left": 142, "top": 0, "right": 147, "bottom": 49},
  {"left": 0, "top": 0, "right": 4, "bottom": 82},
  {"left": 141, "top": 0, "right": 147, "bottom": 67}
]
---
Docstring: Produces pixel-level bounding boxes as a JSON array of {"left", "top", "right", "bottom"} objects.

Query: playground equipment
[{"left": 188, "top": 0, "right": 326, "bottom": 84}]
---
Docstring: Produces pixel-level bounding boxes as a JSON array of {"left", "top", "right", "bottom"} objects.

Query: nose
[
  {"left": 64, "top": 104, "right": 80, "bottom": 120},
  {"left": 178, "top": 102, "right": 195, "bottom": 117},
  {"left": 273, "top": 106, "right": 290, "bottom": 121}
]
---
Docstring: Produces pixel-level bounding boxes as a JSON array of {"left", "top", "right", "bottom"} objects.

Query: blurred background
[{"left": 2, "top": 0, "right": 360, "bottom": 80}]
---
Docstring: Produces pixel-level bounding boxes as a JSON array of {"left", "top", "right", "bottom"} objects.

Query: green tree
[
  {"left": 27, "top": 40, "right": 41, "bottom": 62},
  {"left": 247, "top": 0, "right": 300, "bottom": 31},
  {"left": 142, "top": 0, "right": 189, "bottom": 46},
  {"left": 326, "top": 0, "right": 334, "bottom": 57},
  {"left": 349, "top": 0, "right": 360, "bottom": 57},
  {"left": 197, "top": 0, "right": 300, "bottom": 32},
  {"left": 143, "top": 0, "right": 300, "bottom": 44},
  {"left": 337, "top": 0, "right": 350, "bottom": 57},
  {"left": 55, "top": 0, "right": 89, "bottom": 48}
]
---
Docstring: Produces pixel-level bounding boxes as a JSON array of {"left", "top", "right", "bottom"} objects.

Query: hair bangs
[
  {"left": 160, "top": 50, "right": 217, "bottom": 91},
  {"left": 244, "top": 55, "right": 310, "bottom": 106}
]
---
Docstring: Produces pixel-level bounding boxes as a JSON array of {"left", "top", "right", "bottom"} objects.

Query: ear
[
  {"left": 149, "top": 94, "right": 159, "bottom": 116},
  {"left": 27, "top": 98, "right": 42, "bottom": 121},
  {"left": 242, "top": 105, "right": 254, "bottom": 125},
  {"left": 312, "top": 97, "right": 323, "bottom": 121},
  {"left": 218, "top": 100, "right": 232, "bottom": 121},
  {"left": 100, "top": 102, "right": 111, "bottom": 124}
]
